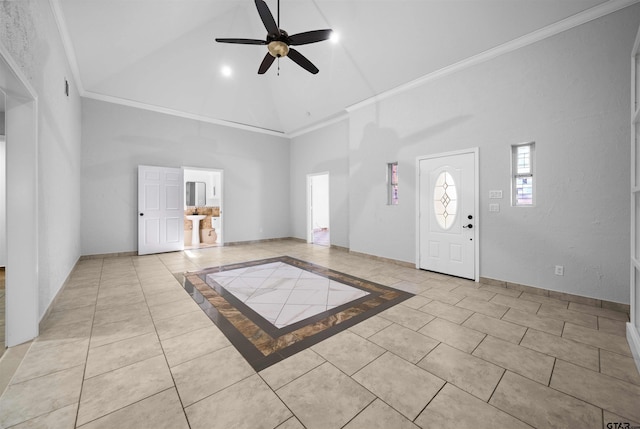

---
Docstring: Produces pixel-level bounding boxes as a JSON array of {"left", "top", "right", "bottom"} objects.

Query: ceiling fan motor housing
[{"left": 267, "top": 30, "right": 289, "bottom": 57}]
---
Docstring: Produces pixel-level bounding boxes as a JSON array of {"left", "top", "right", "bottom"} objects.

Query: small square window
[
  {"left": 387, "top": 162, "right": 399, "bottom": 205},
  {"left": 512, "top": 142, "right": 535, "bottom": 206}
]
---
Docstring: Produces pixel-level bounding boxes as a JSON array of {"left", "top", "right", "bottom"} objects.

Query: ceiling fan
[{"left": 215, "top": 0, "right": 332, "bottom": 75}]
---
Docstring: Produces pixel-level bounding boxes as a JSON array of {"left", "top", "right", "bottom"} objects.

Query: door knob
[
  {"left": 140, "top": 213, "right": 144, "bottom": 216},
  {"left": 463, "top": 224, "right": 473, "bottom": 229},
  {"left": 468, "top": 215, "right": 473, "bottom": 220}
]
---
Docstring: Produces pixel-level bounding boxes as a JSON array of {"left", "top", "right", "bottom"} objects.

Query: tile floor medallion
[{"left": 182, "top": 256, "right": 414, "bottom": 370}]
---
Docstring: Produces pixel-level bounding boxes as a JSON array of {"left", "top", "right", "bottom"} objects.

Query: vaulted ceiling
[{"left": 55, "top": 0, "right": 618, "bottom": 135}]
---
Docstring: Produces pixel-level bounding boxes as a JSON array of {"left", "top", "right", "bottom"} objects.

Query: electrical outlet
[
  {"left": 554, "top": 265, "right": 564, "bottom": 276},
  {"left": 489, "top": 203, "right": 500, "bottom": 212}
]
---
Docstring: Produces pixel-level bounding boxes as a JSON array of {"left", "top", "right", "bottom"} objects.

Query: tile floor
[{"left": 0, "top": 240, "right": 639, "bottom": 429}]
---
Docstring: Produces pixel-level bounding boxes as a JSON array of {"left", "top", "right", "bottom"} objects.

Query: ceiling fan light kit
[{"left": 215, "top": 0, "right": 333, "bottom": 75}]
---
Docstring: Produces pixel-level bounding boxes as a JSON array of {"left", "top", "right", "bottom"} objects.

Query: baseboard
[{"left": 627, "top": 323, "right": 640, "bottom": 376}]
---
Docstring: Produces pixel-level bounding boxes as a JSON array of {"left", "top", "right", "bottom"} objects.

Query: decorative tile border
[{"left": 182, "top": 256, "right": 414, "bottom": 371}]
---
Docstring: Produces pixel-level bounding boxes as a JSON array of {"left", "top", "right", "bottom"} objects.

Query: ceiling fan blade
[
  {"left": 288, "top": 48, "right": 319, "bottom": 74},
  {"left": 215, "top": 38, "right": 267, "bottom": 45},
  {"left": 258, "top": 53, "right": 276, "bottom": 74},
  {"left": 255, "top": 0, "right": 279, "bottom": 36},
  {"left": 288, "top": 29, "right": 333, "bottom": 46}
]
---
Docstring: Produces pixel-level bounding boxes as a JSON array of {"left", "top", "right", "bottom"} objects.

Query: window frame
[
  {"left": 511, "top": 142, "right": 535, "bottom": 207},
  {"left": 387, "top": 162, "right": 399, "bottom": 205}
]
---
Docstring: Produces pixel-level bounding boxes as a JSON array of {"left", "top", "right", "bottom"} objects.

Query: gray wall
[
  {"left": 290, "top": 119, "right": 350, "bottom": 248},
  {"left": 345, "top": 5, "right": 639, "bottom": 303},
  {"left": 81, "top": 98, "right": 291, "bottom": 255},
  {"left": 0, "top": 1, "right": 83, "bottom": 317}
]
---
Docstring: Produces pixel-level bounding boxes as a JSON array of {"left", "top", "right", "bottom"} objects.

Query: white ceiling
[{"left": 55, "top": 0, "right": 621, "bottom": 135}]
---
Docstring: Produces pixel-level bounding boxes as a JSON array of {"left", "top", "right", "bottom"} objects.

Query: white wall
[
  {"left": 81, "top": 98, "right": 290, "bottom": 255},
  {"left": 290, "top": 119, "right": 350, "bottom": 248},
  {"left": 0, "top": 1, "right": 82, "bottom": 319},
  {"left": 346, "top": 5, "right": 640, "bottom": 304}
]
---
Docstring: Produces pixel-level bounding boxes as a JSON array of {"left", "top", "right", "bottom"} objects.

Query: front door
[
  {"left": 138, "top": 165, "right": 184, "bottom": 255},
  {"left": 418, "top": 150, "right": 477, "bottom": 280}
]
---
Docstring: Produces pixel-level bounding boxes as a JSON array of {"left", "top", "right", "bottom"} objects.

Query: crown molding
[
  {"left": 49, "top": 0, "right": 85, "bottom": 95},
  {"left": 346, "top": 0, "right": 640, "bottom": 114},
  {"left": 82, "top": 91, "right": 287, "bottom": 137},
  {"left": 288, "top": 112, "right": 349, "bottom": 138}
]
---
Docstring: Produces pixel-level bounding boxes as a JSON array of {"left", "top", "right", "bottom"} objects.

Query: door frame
[
  {"left": 415, "top": 148, "right": 480, "bottom": 281},
  {"left": 306, "top": 172, "right": 330, "bottom": 245},
  {"left": 0, "top": 43, "right": 40, "bottom": 346}
]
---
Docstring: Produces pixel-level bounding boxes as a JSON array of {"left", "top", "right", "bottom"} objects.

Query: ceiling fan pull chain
[{"left": 277, "top": 57, "right": 280, "bottom": 76}]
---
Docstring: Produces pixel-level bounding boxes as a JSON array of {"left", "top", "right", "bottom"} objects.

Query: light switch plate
[
  {"left": 489, "top": 190, "right": 503, "bottom": 199},
  {"left": 489, "top": 203, "right": 500, "bottom": 212}
]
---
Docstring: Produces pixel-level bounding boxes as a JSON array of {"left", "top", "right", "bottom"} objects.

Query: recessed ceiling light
[
  {"left": 330, "top": 31, "right": 340, "bottom": 44},
  {"left": 221, "top": 65, "right": 232, "bottom": 77}
]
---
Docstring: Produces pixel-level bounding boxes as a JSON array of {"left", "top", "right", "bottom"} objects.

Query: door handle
[{"left": 463, "top": 224, "right": 473, "bottom": 229}]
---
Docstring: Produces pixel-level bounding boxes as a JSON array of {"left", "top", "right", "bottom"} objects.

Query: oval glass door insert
[{"left": 433, "top": 171, "right": 458, "bottom": 229}]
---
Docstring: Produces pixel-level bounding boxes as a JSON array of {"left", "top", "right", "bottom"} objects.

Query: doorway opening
[
  {"left": 307, "top": 172, "right": 330, "bottom": 246},
  {"left": 184, "top": 167, "right": 223, "bottom": 249}
]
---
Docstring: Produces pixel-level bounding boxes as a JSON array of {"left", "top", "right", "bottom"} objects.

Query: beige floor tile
[
  {"left": 92, "top": 302, "right": 150, "bottom": 327},
  {"left": 12, "top": 339, "right": 89, "bottom": 384},
  {"left": 519, "top": 329, "right": 599, "bottom": 371},
  {"left": 153, "top": 309, "right": 213, "bottom": 341},
  {"left": 77, "top": 355, "right": 174, "bottom": 426},
  {"left": 419, "top": 288, "right": 464, "bottom": 305},
  {"left": 450, "top": 285, "right": 496, "bottom": 301},
  {"left": 598, "top": 317, "right": 627, "bottom": 337},
  {"left": 478, "top": 284, "right": 523, "bottom": 298},
  {"left": 473, "top": 335, "right": 554, "bottom": 385},
  {"left": 95, "top": 291, "right": 146, "bottom": 310},
  {"left": 418, "top": 318, "right": 485, "bottom": 353},
  {"left": 490, "top": 371, "right": 601, "bottom": 429},
  {"left": 418, "top": 300, "right": 473, "bottom": 324},
  {"left": 78, "top": 388, "right": 188, "bottom": 429},
  {"left": 348, "top": 315, "right": 393, "bottom": 338},
  {"left": 90, "top": 313, "right": 155, "bottom": 348},
  {"left": 259, "top": 348, "right": 325, "bottom": 390},
  {"left": 568, "top": 302, "right": 629, "bottom": 322},
  {"left": 343, "top": 398, "right": 420, "bottom": 429},
  {"left": 600, "top": 349, "right": 640, "bottom": 385},
  {"left": 311, "top": 330, "right": 385, "bottom": 375},
  {"left": 36, "top": 318, "right": 92, "bottom": 350},
  {"left": 144, "top": 288, "right": 192, "bottom": 307},
  {"left": 490, "top": 294, "right": 540, "bottom": 313},
  {"left": 0, "top": 365, "right": 84, "bottom": 428},
  {"left": 502, "top": 308, "right": 564, "bottom": 336},
  {"left": 0, "top": 342, "right": 31, "bottom": 395},
  {"left": 161, "top": 325, "right": 231, "bottom": 367},
  {"left": 368, "top": 323, "right": 439, "bottom": 363},
  {"left": 11, "top": 403, "right": 77, "bottom": 429},
  {"left": 148, "top": 297, "right": 201, "bottom": 321},
  {"left": 563, "top": 323, "right": 632, "bottom": 356},
  {"left": 276, "top": 416, "right": 306, "bottom": 429},
  {"left": 42, "top": 305, "right": 95, "bottom": 330},
  {"left": 186, "top": 375, "right": 291, "bottom": 429},
  {"left": 277, "top": 362, "right": 375, "bottom": 429},
  {"left": 399, "top": 295, "right": 432, "bottom": 309},
  {"left": 352, "top": 352, "right": 444, "bottom": 420},
  {"left": 537, "top": 304, "right": 598, "bottom": 329},
  {"left": 171, "top": 346, "right": 254, "bottom": 406},
  {"left": 415, "top": 383, "right": 532, "bottom": 429},
  {"left": 85, "top": 332, "right": 163, "bottom": 379},
  {"left": 462, "top": 313, "right": 526, "bottom": 343},
  {"left": 378, "top": 305, "right": 435, "bottom": 331},
  {"left": 550, "top": 360, "right": 640, "bottom": 422},
  {"left": 417, "top": 343, "right": 503, "bottom": 401},
  {"left": 519, "top": 292, "right": 568, "bottom": 309},
  {"left": 455, "top": 297, "right": 509, "bottom": 318},
  {"left": 604, "top": 411, "right": 640, "bottom": 429}
]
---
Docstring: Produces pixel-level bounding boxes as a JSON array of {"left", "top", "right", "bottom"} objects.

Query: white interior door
[
  {"left": 418, "top": 150, "right": 478, "bottom": 280},
  {"left": 138, "top": 165, "right": 184, "bottom": 255}
]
